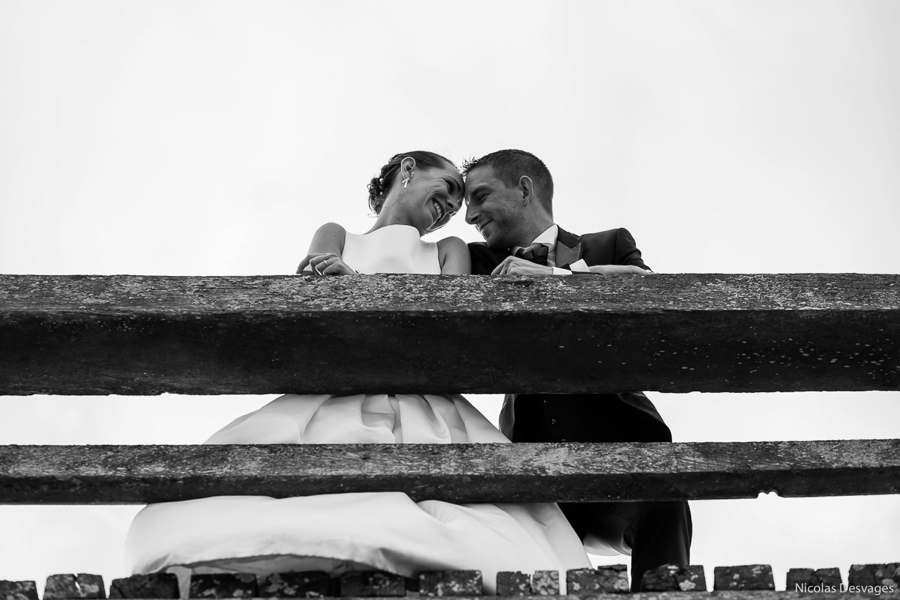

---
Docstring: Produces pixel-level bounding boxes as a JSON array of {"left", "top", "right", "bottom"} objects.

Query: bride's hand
[{"left": 298, "top": 253, "right": 357, "bottom": 276}]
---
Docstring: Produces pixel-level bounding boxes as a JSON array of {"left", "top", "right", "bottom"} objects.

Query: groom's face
[{"left": 464, "top": 166, "right": 529, "bottom": 249}]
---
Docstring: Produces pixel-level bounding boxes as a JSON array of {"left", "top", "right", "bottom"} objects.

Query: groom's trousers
[{"left": 509, "top": 393, "right": 693, "bottom": 593}]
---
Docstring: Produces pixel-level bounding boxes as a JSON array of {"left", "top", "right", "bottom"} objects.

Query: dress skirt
[{"left": 125, "top": 393, "right": 592, "bottom": 594}]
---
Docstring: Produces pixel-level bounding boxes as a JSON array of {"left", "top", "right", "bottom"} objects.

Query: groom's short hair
[{"left": 463, "top": 149, "right": 554, "bottom": 209}]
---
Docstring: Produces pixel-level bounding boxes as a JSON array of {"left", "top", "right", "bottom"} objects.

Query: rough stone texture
[
  {"left": 0, "top": 581, "right": 38, "bottom": 600},
  {"left": 418, "top": 571, "right": 483, "bottom": 596},
  {"left": 3, "top": 274, "right": 899, "bottom": 396},
  {"left": 71, "top": 576, "right": 104, "bottom": 600},
  {"left": 640, "top": 564, "right": 707, "bottom": 592},
  {"left": 44, "top": 575, "right": 105, "bottom": 599},
  {"left": 187, "top": 574, "right": 257, "bottom": 598},
  {"left": 786, "top": 568, "right": 843, "bottom": 590},
  {"left": 257, "top": 572, "right": 329, "bottom": 598},
  {"left": 108, "top": 574, "right": 179, "bottom": 599},
  {"left": 566, "top": 566, "right": 630, "bottom": 596},
  {"left": 337, "top": 572, "right": 405, "bottom": 597},
  {"left": 44, "top": 575, "right": 82, "bottom": 600},
  {"left": 714, "top": 565, "right": 776, "bottom": 590},
  {"left": 848, "top": 563, "right": 900, "bottom": 588},
  {"left": 567, "top": 593, "right": 900, "bottom": 600},
  {"left": 496, "top": 572, "right": 531, "bottom": 596},
  {"left": 530, "top": 571, "right": 560, "bottom": 596},
  {"left": 3, "top": 438, "right": 898, "bottom": 505}
]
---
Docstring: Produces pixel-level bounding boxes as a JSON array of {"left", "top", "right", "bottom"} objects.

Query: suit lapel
[{"left": 554, "top": 226, "right": 582, "bottom": 268}]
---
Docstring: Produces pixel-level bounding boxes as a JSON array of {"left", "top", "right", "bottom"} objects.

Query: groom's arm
[
  {"left": 466, "top": 242, "right": 510, "bottom": 275},
  {"left": 468, "top": 228, "right": 653, "bottom": 275},
  {"left": 576, "top": 228, "right": 653, "bottom": 274},
  {"left": 612, "top": 227, "right": 651, "bottom": 270},
  {"left": 488, "top": 228, "right": 654, "bottom": 275},
  {"left": 491, "top": 257, "right": 581, "bottom": 276}
]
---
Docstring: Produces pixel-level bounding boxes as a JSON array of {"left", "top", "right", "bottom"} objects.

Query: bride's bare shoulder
[
  {"left": 436, "top": 235, "right": 467, "bottom": 252},
  {"left": 312, "top": 222, "right": 346, "bottom": 240},
  {"left": 436, "top": 236, "right": 471, "bottom": 274},
  {"left": 308, "top": 222, "right": 347, "bottom": 253},
  {"left": 314, "top": 222, "right": 346, "bottom": 236}
]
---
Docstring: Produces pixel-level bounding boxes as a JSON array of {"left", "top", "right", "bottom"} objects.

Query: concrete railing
[{"left": 1, "top": 273, "right": 897, "bottom": 597}]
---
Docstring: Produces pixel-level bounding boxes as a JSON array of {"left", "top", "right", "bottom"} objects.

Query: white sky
[{"left": 1, "top": 0, "right": 899, "bottom": 593}]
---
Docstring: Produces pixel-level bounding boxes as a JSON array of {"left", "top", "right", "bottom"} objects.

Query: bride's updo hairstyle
[{"left": 368, "top": 151, "right": 455, "bottom": 215}]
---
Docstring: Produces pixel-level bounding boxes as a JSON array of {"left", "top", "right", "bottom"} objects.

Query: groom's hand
[{"left": 491, "top": 256, "right": 555, "bottom": 275}]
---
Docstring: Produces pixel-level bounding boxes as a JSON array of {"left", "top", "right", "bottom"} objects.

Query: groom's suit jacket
[{"left": 468, "top": 226, "right": 672, "bottom": 445}]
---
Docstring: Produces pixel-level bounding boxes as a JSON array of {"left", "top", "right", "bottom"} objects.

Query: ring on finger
[{"left": 316, "top": 257, "right": 333, "bottom": 275}]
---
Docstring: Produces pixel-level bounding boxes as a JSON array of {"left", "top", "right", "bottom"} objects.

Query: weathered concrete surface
[
  {"left": 44, "top": 575, "right": 106, "bottom": 599},
  {"left": 1, "top": 439, "right": 897, "bottom": 504},
  {"left": 258, "top": 572, "right": 330, "bottom": 598},
  {"left": 419, "top": 572, "right": 483, "bottom": 597},
  {"left": 108, "top": 574, "right": 178, "bottom": 599},
  {"left": 714, "top": 566, "right": 776, "bottom": 591},
  {"left": 339, "top": 573, "right": 405, "bottom": 598},
  {"left": 567, "top": 567, "right": 630, "bottom": 596},
  {"left": 640, "top": 565, "right": 707, "bottom": 592},
  {"left": 334, "top": 594, "right": 895, "bottom": 600},
  {"left": 785, "top": 568, "right": 842, "bottom": 590},
  {"left": 0, "top": 580, "right": 39, "bottom": 600},
  {"left": 530, "top": 573, "right": 560, "bottom": 597},
  {"left": 188, "top": 573, "right": 257, "bottom": 599},
  {"left": 496, "top": 573, "right": 531, "bottom": 597},
  {"left": 847, "top": 564, "right": 900, "bottom": 588},
  {"left": 1, "top": 274, "right": 898, "bottom": 395}
]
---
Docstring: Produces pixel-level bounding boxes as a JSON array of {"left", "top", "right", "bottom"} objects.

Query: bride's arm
[
  {"left": 296, "top": 222, "right": 355, "bottom": 275},
  {"left": 437, "top": 236, "right": 471, "bottom": 275}
]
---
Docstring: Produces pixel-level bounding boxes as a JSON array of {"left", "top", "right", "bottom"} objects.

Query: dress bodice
[{"left": 341, "top": 225, "right": 440, "bottom": 275}]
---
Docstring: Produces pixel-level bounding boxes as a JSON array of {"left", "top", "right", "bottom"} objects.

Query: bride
[{"left": 124, "top": 151, "right": 592, "bottom": 593}]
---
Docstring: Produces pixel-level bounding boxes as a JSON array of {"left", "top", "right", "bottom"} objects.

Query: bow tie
[{"left": 514, "top": 243, "right": 549, "bottom": 266}]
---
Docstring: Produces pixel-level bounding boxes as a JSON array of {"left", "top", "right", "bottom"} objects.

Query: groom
[{"left": 462, "top": 149, "right": 692, "bottom": 591}]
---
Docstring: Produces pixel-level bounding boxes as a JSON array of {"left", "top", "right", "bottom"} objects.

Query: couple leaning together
[{"left": 125, "top": 149, "right": 691, "bottom": 593}]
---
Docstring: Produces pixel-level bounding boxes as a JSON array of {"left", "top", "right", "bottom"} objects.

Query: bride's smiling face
[{"left": 393, "top": 159, "right": 465, "bottom": 235}]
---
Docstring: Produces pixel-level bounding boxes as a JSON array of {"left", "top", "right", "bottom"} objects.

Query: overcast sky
[{"left": 1, "top": 0, "right": 898, "bottom": 593}]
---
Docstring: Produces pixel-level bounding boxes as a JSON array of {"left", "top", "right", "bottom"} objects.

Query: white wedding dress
[{"left": 125, "top": 224, "right": 591, "bottom": 594}]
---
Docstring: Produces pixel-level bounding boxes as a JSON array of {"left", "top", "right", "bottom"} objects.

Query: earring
[{"left": 402, "top": 177, "right": 409, "bottom": 189}]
